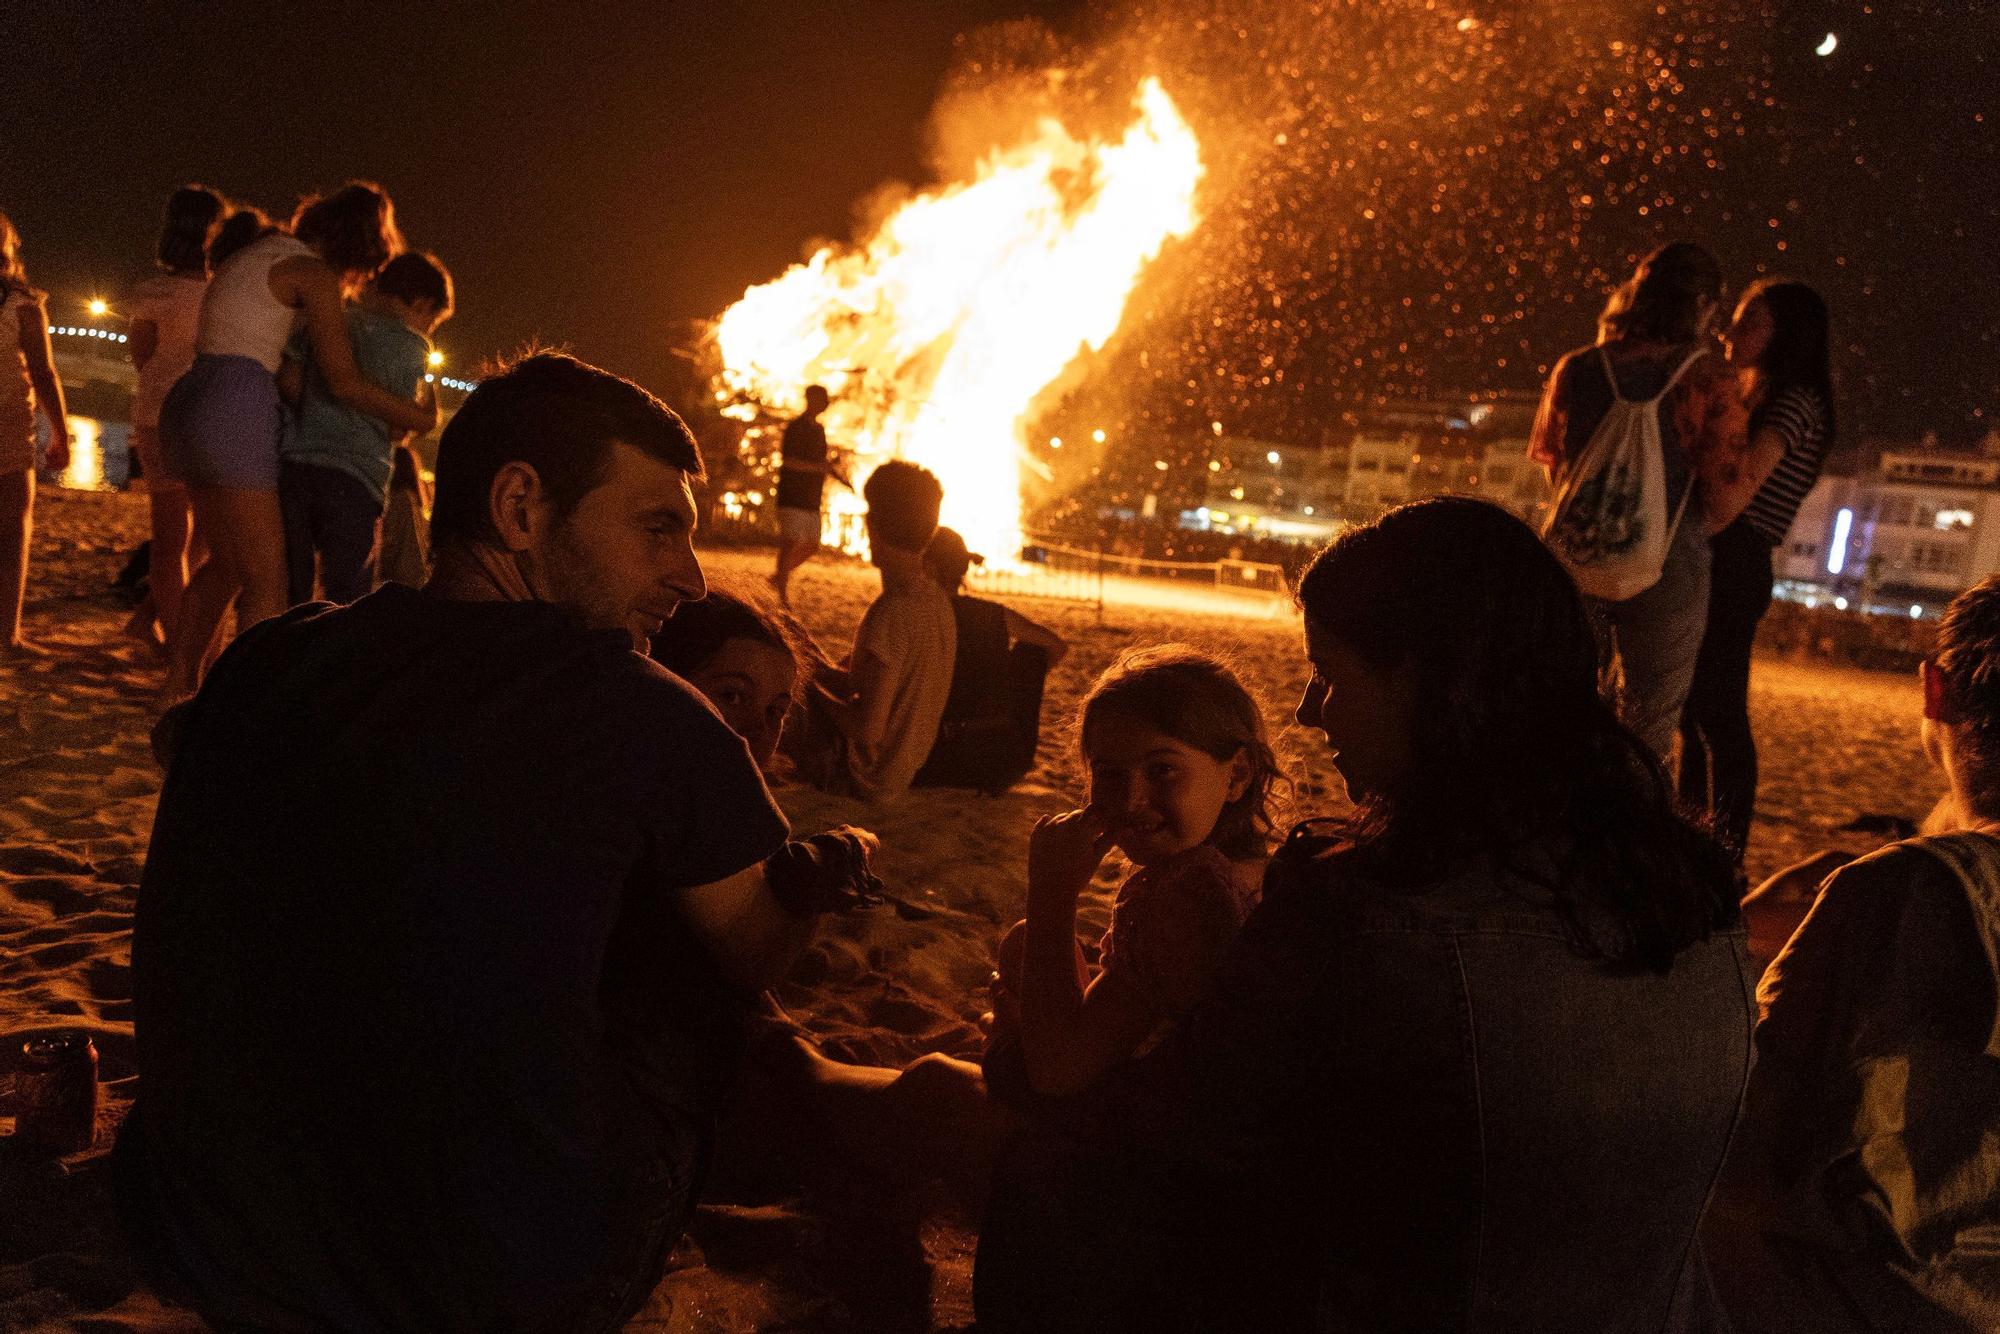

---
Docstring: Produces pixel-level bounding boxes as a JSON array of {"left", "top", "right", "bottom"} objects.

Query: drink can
[{"left": 15, "top": 1031, "right": 99, "bottom": 1155}]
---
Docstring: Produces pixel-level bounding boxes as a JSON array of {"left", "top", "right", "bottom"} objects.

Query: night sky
[{"left": 4, "top": 1, "right": 1994, "bottom": 451}]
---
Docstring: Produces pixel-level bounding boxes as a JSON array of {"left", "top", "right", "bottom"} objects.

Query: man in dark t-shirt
[
  {"left": 770, "top": 383, "right": 833, "bottom": 606},
  {"left": 122, "top": 355, "right": 834, "bottom": 1332}
]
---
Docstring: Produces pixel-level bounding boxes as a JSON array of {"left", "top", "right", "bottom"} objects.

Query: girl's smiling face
[{"left": 1084, "top": 708, "right": 1250, "bottom": 865}]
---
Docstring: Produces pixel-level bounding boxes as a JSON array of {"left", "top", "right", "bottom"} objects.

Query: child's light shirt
[
  {"left": 128, "top": 272, "right": 208, "bottom": 428},
  {"left": 1097, "top": 843, "right": 1262, "bottom": 1020}
]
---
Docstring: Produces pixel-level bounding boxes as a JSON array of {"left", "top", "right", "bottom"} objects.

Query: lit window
[{"left": 1934, "top": 508, "right": 1975, "bottom": 531}]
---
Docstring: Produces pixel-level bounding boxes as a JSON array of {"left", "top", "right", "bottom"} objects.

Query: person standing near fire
[{"left": 769, "top": 383, "right": 840, "bottom": 606}]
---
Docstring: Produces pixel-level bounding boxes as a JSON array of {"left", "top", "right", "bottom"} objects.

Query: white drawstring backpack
[{"left": 1541, "top": 346, "right": 1707, "bottom": 602}]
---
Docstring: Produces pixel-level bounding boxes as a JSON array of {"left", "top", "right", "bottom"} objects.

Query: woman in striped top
[{"left": 1680, "top": 280, "right": 1835, "bottom": 862}]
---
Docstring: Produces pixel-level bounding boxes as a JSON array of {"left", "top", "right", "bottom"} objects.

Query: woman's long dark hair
[
  {"left": 1296, "top": 497, "right": 1737, "bottom": 971},
  {"left": 1597, "top": 241, "right": 1724, "bottom": 346},
  {"left": 1742, "top": 278, "right": 1836, "bottom": 440}
]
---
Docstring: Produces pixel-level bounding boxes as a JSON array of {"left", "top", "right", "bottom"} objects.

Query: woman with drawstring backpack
[{"left": 1530, "top": 242, "right": 1753, "bottom": 765}]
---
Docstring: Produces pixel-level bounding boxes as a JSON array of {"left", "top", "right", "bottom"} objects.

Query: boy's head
[
  {"left": 861, "top": 460, "right": 943, "bottom": 562},
  {"left": 1924, "top": 575, "right": 2000, "bottom": 816},
  {"left": 803, "top": 384, "right": 829, "bottom": 417},
  {"left": 370, "top": 251, "right": 454, "bottom": 335},
  {"left": 431, "top": 353, "right": 707, "bottom": 641}
]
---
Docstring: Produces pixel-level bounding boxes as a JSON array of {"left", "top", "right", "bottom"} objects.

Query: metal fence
[{"left": 967, "top": 537, "right": 1290, "bottom": 621}]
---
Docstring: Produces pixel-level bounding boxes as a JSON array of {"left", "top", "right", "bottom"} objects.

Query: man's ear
[
  {"left": 1922, "top": 658, "right": 1958, "bottom": 724},
  {"left": 488, "top": 461, "right": 543, "bottom": 554}
]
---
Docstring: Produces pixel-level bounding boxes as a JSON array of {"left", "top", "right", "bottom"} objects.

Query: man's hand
[{"left": 1027, "top": 806, "right": 1114, "bottom": 906}]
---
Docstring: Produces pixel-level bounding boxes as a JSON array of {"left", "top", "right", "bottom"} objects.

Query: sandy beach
[{"left": 1, "top": 486, "right": 1935, "bottom": 1331}]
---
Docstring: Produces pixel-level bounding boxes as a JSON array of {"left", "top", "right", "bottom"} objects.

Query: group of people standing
[
  {"left": 0, "top": 182, "right": 449, "bottom": 694},
  {"left": 1531, "top": 240, "right": 1836, "bottom": 861}
]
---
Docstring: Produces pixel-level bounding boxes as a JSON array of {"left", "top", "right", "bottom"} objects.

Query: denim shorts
[{"left": 160, "top": 353, "right": 283, "bottom": 491}]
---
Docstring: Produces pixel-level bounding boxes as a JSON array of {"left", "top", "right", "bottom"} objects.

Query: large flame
[{"left": 714, "top": 78, "right": 1203, "bottom": 561}]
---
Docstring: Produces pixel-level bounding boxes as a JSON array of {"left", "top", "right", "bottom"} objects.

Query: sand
[{"left": 0, "top": 487, "right": 1934, "bottom": 1331}]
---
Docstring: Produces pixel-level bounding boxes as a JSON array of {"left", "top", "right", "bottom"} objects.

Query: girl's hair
[
  {"left": 157, "top": 185, "right": 227, "bottom": 274},
  {"left": 1740, "top": 277, "right": 1837, "bottom": 440},
  {"left": 648, "top": 587, "right": 815, "bottom": 705},
  {"left": 1080, "top": 645, "right": 1280, "bottom": 860},
  {"left": 1597, "top": 241, "right": 1725, "bottom": 345},
  {"left": 208, "top": 206, "right": 277, "bottom": 268},
  {"left": 0, "top": 211, "right": 30, "bottom": 298},
  {"left": 1296, "top": 497, "right": 1737, "bottom": 973},
  {"left": 291, "top": 181, "right": 402, "bottom": 280}
]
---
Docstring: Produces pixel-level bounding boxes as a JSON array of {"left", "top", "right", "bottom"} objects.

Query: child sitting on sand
[{"left": 990, "top": 646, "right": 1279, "bottom": 1100}]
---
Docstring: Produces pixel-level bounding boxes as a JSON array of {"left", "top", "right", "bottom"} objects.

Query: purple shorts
[{"left": 159, "top": 354, "right": 283, "bottom": 491}]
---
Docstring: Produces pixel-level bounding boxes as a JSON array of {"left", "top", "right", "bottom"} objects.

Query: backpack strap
[
  {"left": 1653, "top": 346, "right": 1709, "bottom": 402},
  {"left": 1596, "top": 345, "right": 1709, "bottom": 405},
  {"left": 1595, "top": 346, "right": 1624, "bottom": 401}
]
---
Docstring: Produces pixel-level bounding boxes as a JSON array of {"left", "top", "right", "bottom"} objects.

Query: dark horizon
[{"left": 5, "top": 0, "right": 1994, "bottom": 449}]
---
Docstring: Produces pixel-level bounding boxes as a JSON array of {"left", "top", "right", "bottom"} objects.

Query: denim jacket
[{"left": 1176, "top": 828, "right": 1757, "bottom": 1331}]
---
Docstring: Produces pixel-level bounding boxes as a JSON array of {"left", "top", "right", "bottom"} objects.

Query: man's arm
[
  {"left": 831, "top": 644, "right": 896, "bottom": 754},
  {"left": 678, "top": 861, "right": 816, "bottom": 993},
  {"left": 1001, "top": 605, "right": 1069, "bottom": 666}
]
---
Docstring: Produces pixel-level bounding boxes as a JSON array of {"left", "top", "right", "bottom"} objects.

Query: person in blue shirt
[{"left": 277, "top": 250, "right": 452, "bottom": 604}]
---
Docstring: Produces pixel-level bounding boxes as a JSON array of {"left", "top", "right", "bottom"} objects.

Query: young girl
[
  {"left": 157, "top": 181, "right": 436, "bottom": 703},
  {"left": 126, "top": 184, "right": 227, "bottom": 647},
  {"left": 648, "top": 585, "right": 812, "bottom": 772},
  {"left": 995, "top": 645, "right": 1280, "bottom": 1100},
  {"left": 0, "top": 211, "right": 72, "bottom": 655}
]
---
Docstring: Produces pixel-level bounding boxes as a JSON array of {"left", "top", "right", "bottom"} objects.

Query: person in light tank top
[
  {"left": 156, "top": 181, "right": 438, "bottom": 706},
  {"left": 125, "top": 185, "right": 226, "bottom": 649},
  {"left": 0, "top": 211, "right": 72, "bottom": 656}
]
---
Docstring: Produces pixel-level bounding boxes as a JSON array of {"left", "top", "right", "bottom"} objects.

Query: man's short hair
[
  {"left": 430, "top": 353, "right": 703, "bottom": 549},
  {"left": 373, "top": 251, "right": 454, "bottom": 314},
  {"left": 1938, "top": 576, "right": 2000, "bottom": 774},
  {"left": 862, "top": 460, "right": 943, "bottom": 554}
]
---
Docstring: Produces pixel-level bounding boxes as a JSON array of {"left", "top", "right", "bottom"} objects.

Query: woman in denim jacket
[{"left": 978, "top": 498, "right": 1755, "bottom": 1332}]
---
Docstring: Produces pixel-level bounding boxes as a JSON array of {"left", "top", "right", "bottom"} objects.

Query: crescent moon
[{"left": 1816, "top": 32, "right": 1839, "bottom": 57}]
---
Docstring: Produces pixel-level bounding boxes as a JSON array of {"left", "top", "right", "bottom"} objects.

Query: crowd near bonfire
[{"left": 2, "top": 3, "right": 1998, "bottom": 1331}]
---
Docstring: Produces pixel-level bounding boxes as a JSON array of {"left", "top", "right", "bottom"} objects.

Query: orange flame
[{"left": 715, "top": 78, "right": 1203, "bottom": 561}]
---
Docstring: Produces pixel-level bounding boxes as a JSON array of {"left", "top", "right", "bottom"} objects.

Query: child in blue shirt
[{"left": 278, "top": 251, "right": 452, "bottom": 604}]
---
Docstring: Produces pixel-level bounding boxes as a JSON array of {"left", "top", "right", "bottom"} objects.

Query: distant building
[
  {"left": 1776, "top": 434, "right": 2000, "bottom": 617},
  {"left": 1181, "top": 394, "right": 1551, "bottom": 546}
]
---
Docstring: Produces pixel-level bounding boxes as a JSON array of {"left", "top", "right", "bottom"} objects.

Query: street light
[
  {"left": 86, "top": 298, "right": 109, "bottom": 318},
  {"left": 427, "top": 349, "right": 445, "bottom": 369}
]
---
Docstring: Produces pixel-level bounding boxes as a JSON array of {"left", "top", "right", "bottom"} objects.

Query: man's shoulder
[
  {"left": 864, "top": 580, "right": 955, "bottom": 632},
  {"left": 1826, "top": 838, "right": 1967, "bottom": 902}
]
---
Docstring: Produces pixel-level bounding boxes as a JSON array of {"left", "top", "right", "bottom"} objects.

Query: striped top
[{"left": 1740, "top": 386, "right": 1832, "bottom": 545}]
